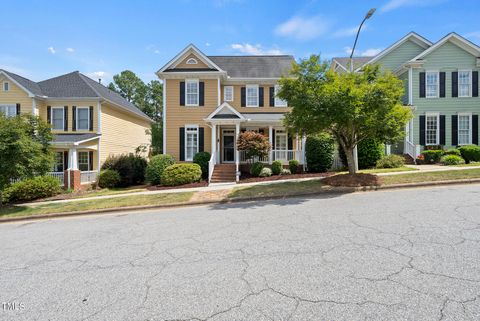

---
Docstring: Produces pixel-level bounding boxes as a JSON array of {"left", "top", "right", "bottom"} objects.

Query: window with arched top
[{"left": 186, "top": 58, "right": 198, "bottom": 65}]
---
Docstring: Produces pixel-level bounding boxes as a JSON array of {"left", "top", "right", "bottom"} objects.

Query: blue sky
[{"left": 2, "top": 0, "right": 479, "bottom": 84}]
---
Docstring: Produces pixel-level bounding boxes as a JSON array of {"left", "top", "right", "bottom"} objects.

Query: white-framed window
[
  {"left": 76, "top": 107, "right": 90, "bottom": 130},
  {"left": 458, "top": 70, "right": 472, "bottom": 98},
  {"left": 274, "top": 85, "right": 287, "bottom": 107},
  {"left": 0, "top": 104, "right": 16, "bottom": 117},
  {"left": 425, "top": 113, "right": 440, "bottom": 145},
  {"left": 458, "top": 113, "right": 472, "bottom": 145},
  {"left": 246, "top": 85, "right": 259, "bottom": 107},
  {"left": 3, "top": 82, "right": 9, "bottom": 91},
  {"left": 51, "top": 107, "right": 64, "bottom": 130},
  {"left": 185, "top": 125, "right": 199, "bottom": 161},
  {"left": 185, "top": 79, "right": 199, "bottom": 106},
  {"left": 53, "top": 152, "right": 64, "bottom": 172},
  {"left": 426, "top": 71, "right": 439, "bottom": 98},
  {"left": 186, "top": 58, "right": 198, "bottom": 65},
  {"left": 224, "top": 86, "right": 234, "bottom": 102},
  {"left": 78, "top": 151, "right": 89, "bottom": 171}
]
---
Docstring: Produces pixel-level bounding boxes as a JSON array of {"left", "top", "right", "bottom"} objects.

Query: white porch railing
[
  {"left": 208, "top": 151, "right": 216, "bottom": 183},
  {"left": 330, "top": 150, "right": 344, "bottom": 171},
  {"left": 405, "top": 140, "right": 421, "bottom": 161},
  {"left": 80, "top": 171, "right": 98, "bottom": 184},
  {"left": 10, "top": 172, "right": 64, "bottom": 187},
  {"left": 239, "top": 151, "right": 269, "bottom": 163},
  {"left": 239, "top": 150, "right": 302, "bottom": 164}
]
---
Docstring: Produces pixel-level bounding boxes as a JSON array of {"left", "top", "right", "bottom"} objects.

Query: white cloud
[
  {"left": 85, "top": 71, "right": 112, "bottom": 85},
  {"left": 465, "top": 31, "right": 480, "bottom": 40},
  {"left": 230, "top": 43, "right": 283, "bottom": 55},
  {"left": 381, "top": 0, "right": 446, "bottom": 13},
  {"left": 332, "top": 25, "right": 368, "bottom": 38},
  {"left": 344, "top": 46, "right": 383, "bottom": 57},
  {"left": 47, "top": 47, "right": 56, "bottom": 54},
  {"left": 66, "top": 47, "right": 75, "bottom": 53},
  {"left": 275, "top": 15, "right": 330, "bottom": 40},
  {"left": 205, "top": 42, "right": 211, "bottom": 47}
]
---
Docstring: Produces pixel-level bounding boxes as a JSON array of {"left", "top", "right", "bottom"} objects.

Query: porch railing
[
  {"left": 208, "top": 151, "right": 216, "bottom": 183},
  {"left": 10, "top": 172, "right": 64, "bottom": 187},
  {"left": 239, "top": 150, "right": 302, "bottom": 164},
  {"left": 239, "top": 151, "right": 269, "bottom": 163},
  {"left": 405, "top": 140, "right": 420, "bottom": 161},
  {"left": 80, "top": 171, "right": 98, "bottom": 184}
]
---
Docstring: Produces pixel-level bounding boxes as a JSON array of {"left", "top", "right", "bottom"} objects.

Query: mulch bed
[
  {"left": 238, "top": 172, "right": 334, "bottom": 184},
  {"left": 322, "top": 173, "right": 382, "bottom": 187},
  {"left": 147, "top": 181, "right": 209, "bottom": 190}
]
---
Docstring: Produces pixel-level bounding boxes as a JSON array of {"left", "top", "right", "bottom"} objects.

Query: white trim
[
  {"left": 74, "top": 135, "right": 100, "bottom": 146},
  {"left": 184, "top": 124, "right": 199, "bottom": 162},
  {"left": 224, "top": 86, "right": 234, "bottom": 102},
  {"left": 0, "top": 71, "right": 35, "bottom": 97},
  {"left": 425, "top": 71, "right": 440, "bottom": 99},
  {"left": 217, "top": 78, "right": 221, "bottom": 105},
  {"left": 186, "top": 58, "right": 198, "bottom": 65},
  {"left": 156, "top": 44, "right": 225, "bottom": 74},
  {"left": 77, "top": 151, "right": 90, "bottom": 171},
  {"left": 205, "top": 102, "right": 245, "bottom": 121},
  {"left": 51, "top": 107, "right": 65, "bottom": 130},
  {"left": 221, "top": 129, "right": 236, "bottom": 163},
  {"left": 457, "top": 112, "right": 473, "bottom": 146},
  {"left": 32, "top": 98, "right": 38, "bottom": 116},
  {"left": 425, "top": 112, "right": 440, "bottom": 146},
  {"left": 185, "top": 79, "right": 199, "bottom": 107},
  {"left": 76, "top": 106, "right": 90, "bottom": 131},
  {"left": 408, "top": 67, "right": 413, "bottom": 105},
  {"left": 163, "top": 80, "right": 167, "bottom": 154},
  {"left": 331, "top": 59, "right": 348, "bottom": 72},
  {"left": 97, "top": 102, "right": 102, "bottom": 134},
  {"left": 458, "top": 70, "right": 473, "bottom": 98},
  {"left": 246, "top": 84, "right": 259, "bottom": 107},
  {"left": 409, "top": 33, "right": 480, "bottom": 63}
]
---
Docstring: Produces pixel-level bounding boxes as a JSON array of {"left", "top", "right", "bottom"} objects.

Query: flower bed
[{"left": 239, "top": 172, "right": 332, "bottom": 184}]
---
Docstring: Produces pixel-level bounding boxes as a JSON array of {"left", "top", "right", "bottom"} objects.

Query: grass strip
[{"left": 381, "top": 168, "right": 480, "bottom": 185}]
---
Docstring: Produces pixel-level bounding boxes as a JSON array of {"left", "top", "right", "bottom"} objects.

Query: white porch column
[
  {"left": 268, "top": 125, "right": 273, "bottom": 164},
  {"left": 69, "top": 148, "right": 78, "bottom": 170},
  {"left": 301, "top": 135, "right": 307, "bottom": 166},
  {"left": 211, "top": 124, "right": 217, "bottom": 165},
  {"left": 235, "top": 123, "right": 240, "bottom": 182},
  {"left": 386, "top": 144, "right": 391, "bottom": 155}
]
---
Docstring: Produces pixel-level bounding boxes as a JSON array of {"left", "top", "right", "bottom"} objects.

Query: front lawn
[
  {"left": 0, "top": 192, "right": 193, "bottom": 219},
  {"left": 381, "top": 168, "right": 480, "bottom": 185},
  {"left": 230, "top": 179, "right": 331, "bottom": 199}
]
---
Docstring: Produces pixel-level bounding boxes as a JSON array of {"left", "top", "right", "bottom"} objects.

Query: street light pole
[{"left": 349, "top": 8, "right": 375, "bottom": 172}]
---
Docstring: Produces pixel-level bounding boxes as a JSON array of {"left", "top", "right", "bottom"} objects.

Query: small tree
[
  {"left": 278, "top": 55, "right": 412, "bottom": 174},
  {"left": 0, "top": 114, "right": 54, "bottom": 205},
  {"left": 236, "top": 131, "right": 271, "bottom": 162}
]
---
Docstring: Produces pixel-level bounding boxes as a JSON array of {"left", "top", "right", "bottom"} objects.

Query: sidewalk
[{"left": 378, "top": 164, "right": 480, "bottom": 176}]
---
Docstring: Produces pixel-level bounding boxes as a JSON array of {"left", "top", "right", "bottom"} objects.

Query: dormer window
[
  {"left": 186, "top": 58, "right": 198, "bottom": 65},
  {"left": 3, "top": 82, "right": 9, "bottom": 92}
]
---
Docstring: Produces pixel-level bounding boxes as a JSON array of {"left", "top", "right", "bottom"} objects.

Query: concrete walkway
[{"left": 377, "top": 164, "right": 480, "bottom": 176}]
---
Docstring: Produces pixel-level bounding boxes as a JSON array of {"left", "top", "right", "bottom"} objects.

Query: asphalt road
[{"left": 1, "top": 185, "right": 480, "bottom": 321}]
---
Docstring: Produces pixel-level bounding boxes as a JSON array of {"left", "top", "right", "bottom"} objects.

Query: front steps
[
  {"left": 403, "top": 154, "right": 415, "bottom": 165},
  {"left": 210, "top": 164, "right": 236, "bottom": 183}
]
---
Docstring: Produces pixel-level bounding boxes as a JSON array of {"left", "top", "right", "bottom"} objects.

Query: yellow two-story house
[
  {"left": 0, "top": 69, "right": 152, "bottom": 188},
  {"left": 157, "top": 44, "right": 304, "bottom": 183}
]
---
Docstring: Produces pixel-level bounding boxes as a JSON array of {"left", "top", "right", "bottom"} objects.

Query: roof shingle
[{"left": 208, "top": 55, "right": 294, "bottom": 78}]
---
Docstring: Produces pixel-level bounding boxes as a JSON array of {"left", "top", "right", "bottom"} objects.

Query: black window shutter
[
  {"left": 47, "top": 106, "right": 51, "bottom": 124},
  {"left": 272, "top": 129, "right": 276, "bottom": 149},
  {"left": 88, "top": 151, "right": 94, "bottom": 170},
  {"left": 452, "top": 72, "right": 458, "bottom": 97},
  {"left": 451, "top": 115, "right": 458, "bottom": 146},
  {"left": 180, "top": 82, "right": 185, "bottom": 106},
  {"left": 473, "top": 115, "right": 479, "bottom": 145},
  {"left": 259, "top": 87, "right": 264, "bottom": 107},
  {"left": 439, "top": 72, "right": 446, "bottom": 98},
  {"left": 199, "top": 82, "right": 205, "bottom": 106},
  {"left": 72, "top": 106, "right": 77, "bottom": 131},
  {"left": 419, "top": 115, "right": 426, "bottom": 145},
  {"left": 241, "top": 87, "right": 246, "bottom": 107},
  {"left": 64, "top": 106, "right": 68, "bottom": 131},
  {"left": 419, "top": 72, "right": 426, "bottom": 98},
  {"left": 89, "top": 106, "right": 94, "bottom": 131},
  {"left": 199, "top": 127, "right": 204, "bottom": 152},
  {"left": 269, "top": 87, "right": 275, "bottom": 106},
  {"left": 473, "top": 71, "right": 479, "bottom": 97},
  {"left": 16, "top": 103, "right": 21, "bottom": 115},
  {"left": 63, "top": 151, "right": 69, "bottom": 170},
  {"left": 288, "top": 134, "right": 293, "bottom": 150},
  {"left": 440, "top": 115, "right": 446, "bottom": 145},
  {"left": 179, "top": 127, "right": 185, "bottom": 161}
]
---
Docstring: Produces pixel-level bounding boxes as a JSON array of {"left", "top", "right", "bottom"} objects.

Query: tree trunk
[{"left": 345, "top": 147, "right": 357, "bottom": 175}]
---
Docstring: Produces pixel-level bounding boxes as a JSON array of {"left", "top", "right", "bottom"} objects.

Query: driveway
[{"left": 1, "top": 185, "right": 479, "bottom": 320}]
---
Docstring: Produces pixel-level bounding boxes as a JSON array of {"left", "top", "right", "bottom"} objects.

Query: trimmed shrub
[
  {"left": 97, "top": 169, "right": 121, "bottom": 188},
  {"left": 259, "top": 167, "right": 272, "bottom": 177},
  {"left": 421, "top": 150, "right": 443, "bottom": 164},
  {"left": 193, "top": 152, "right": 211, "bottom": 179},
  {"left": 376, "top": 155, "right": 405, "bottom": 169},
  {"left": 161, "top": 163, "right": 202, "bottom": 186},
  {"left": 444, "top": 149, "right": 461, "bottom": 157},
  {"left": 102, "top": 154, "right": 147, "bottom": 187},
  {"left": 250, "top": 162, "right": 264, "bottom": 177},
  {"left": 289, "top": 159, "right": 299, "bottom": 174},
  {"left": 4, "top": 176, "right": 61, "bottom": 203},
  {"left": 145, "top": 154, "right": 175, "bottom": 185},
  {"left": 440, "top": 154, "right": 465, "bottom": 166},
  {"left": 305, "top": 133, "right": 335, "bottom": 172},
  {"left": 339, "top": 138, "right": 384, "bottom": 170},
  {"left": 458, "top": 145, "right": 480, "bottom": 164},
  {"left": 271, "top": 160, "right": 283, "bottom": 175},
  {"left": 281, "top": 169, "right": 291, "bottom": 175}
]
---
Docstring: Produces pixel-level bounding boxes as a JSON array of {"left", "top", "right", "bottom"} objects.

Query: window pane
[
  {"left": 246, "top": 86, "right": 258, "bottom": 106},
  {"left": 52, "top": 109, "right": 64, "bottom": 130},
  {"left": 426, "top": 72, "right": 438, "bottom": 98},
  {"left": 185, "top": 128, "right": 198, "bottom": 161},
  {"left": 78, "top": 152, "right": 89, "bottom": 171},
  {"left": 458, "top": 115, "right": 471, "bottom": 145},
  {"left": 224, "top": 86, "right": 233, "bottom": 101},
  {"left": 459, "top": 71, "right": 471, "bottom": 97},
  {"left": 0, "top": 105, "right": 16, "bottom": 117},
  {"left": 426, "top": 115, "right": 438, "bottom": 145},
  {"left": 78, "top": 108, "right": 89, "bottom": 130},
  {"left": 186, "top": 81, "right": 198, "bottom": 105},
  {"left": 53, "top": 152, "right": 64, "bottom": 172},
  {"left": 274, "top": 85, "right": 287, "bottom": 107}
]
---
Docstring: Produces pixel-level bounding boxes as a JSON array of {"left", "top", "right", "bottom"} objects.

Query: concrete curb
[{"left": 2, "top": 179, "right": 480, "bottom": 224}]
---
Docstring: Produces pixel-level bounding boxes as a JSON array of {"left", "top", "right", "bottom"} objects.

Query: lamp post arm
[{"left": 349, "top": 17, "right": 368, "bottom": 72}]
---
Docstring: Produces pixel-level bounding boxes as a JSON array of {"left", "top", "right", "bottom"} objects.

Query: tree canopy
[{"left": 278, "top": 55, "right": 412, "bottom": 174}]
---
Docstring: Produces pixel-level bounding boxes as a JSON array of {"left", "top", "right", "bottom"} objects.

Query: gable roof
[
  {"left": 408, "top": 32, "right": 480, "bottom": 62},
  {"left": 38, "top": 71, "right": 99, "bottom": 98},
  {"left": 331, "top": 57, "right": 372, "bottom": 71},
  {"left": 0, "top": 69, "right": 43, "bottom": 96},
  {"left": 208, "top": 55, "right": 294, "bottom": 78},
  {"left": 206, "top": 102, "right": 245, "bottom": 121},
  {"left": 157, "top": 44, "right": 224, "bottom": 74}
]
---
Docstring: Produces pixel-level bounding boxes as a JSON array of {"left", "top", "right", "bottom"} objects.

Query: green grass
[
  {"left": 360, "top": 166, "right": 417, "bottom": 174},
  {"left": 229, "top": 179, "right": 330, "bottom": 199},
  {"left": 70, "top": 186, "right": 149, "bottom": 199},
  {"left": 381, "top": 168, "right": 480, "bottom": 185},
  {"left": 0, "top": 192, "right": 193, "bottom": 219},
  {"left": 449, "top": 162, "right": 480, "bottom": 167}
]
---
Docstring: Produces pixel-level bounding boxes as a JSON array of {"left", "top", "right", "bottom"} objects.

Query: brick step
[{"left": 402, "top": 154, "right": 415, "bottom": 165}]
